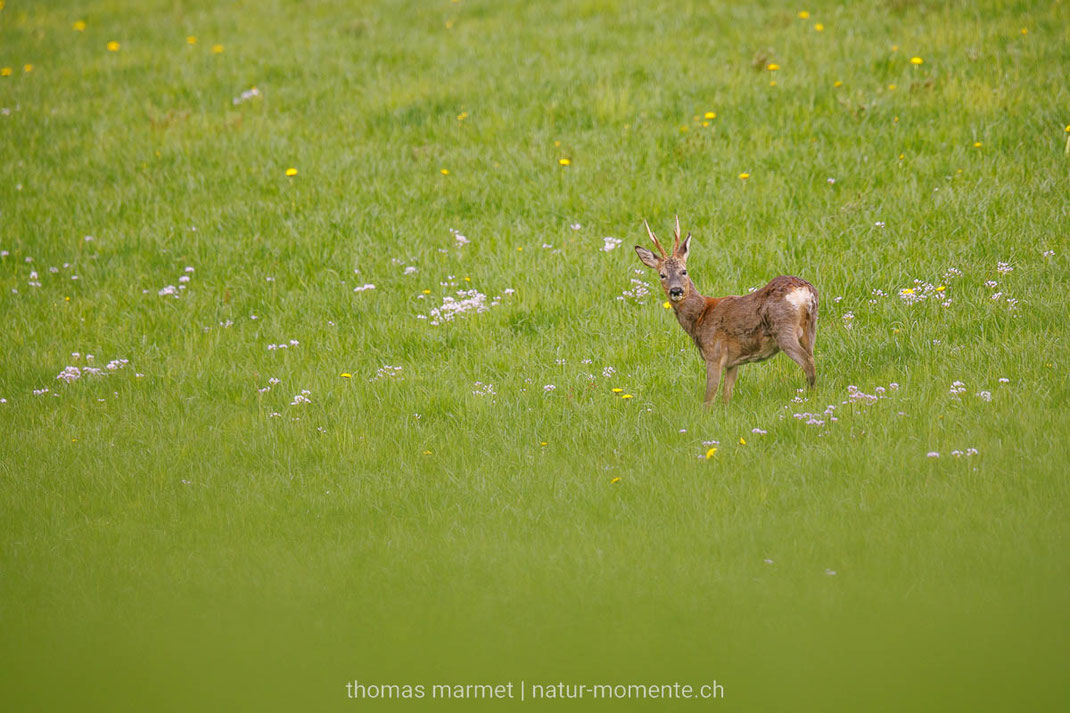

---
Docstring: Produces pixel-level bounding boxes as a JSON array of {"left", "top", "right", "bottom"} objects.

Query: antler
[
  {"left": 644, "top": 220, "right": 667, "bottom": 258},
  {"left": 673, "top": 215, "right": 681, "bottom": 254}
]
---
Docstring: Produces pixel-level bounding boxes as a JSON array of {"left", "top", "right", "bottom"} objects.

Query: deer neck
[{"left": 671, "top": 282, "right": 709, "bottom": 337}]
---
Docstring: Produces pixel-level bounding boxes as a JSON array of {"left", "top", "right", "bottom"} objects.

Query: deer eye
[
  {"left": 659, "top": 274, "right": 667, "bottom": 280},
  {"left": 681, "top": 270, "right": 687, "bottom": 275}
]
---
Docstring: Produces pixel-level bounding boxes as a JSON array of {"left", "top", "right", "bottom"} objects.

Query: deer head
[{"left": 634, "top": 216, "right": 693, "bottom": 303}]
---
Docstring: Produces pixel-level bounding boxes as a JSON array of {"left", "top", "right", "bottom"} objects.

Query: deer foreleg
[
  {"left": 723, "top": 366, "right": 739, "bottom": 403},
  {"left": 704, "top": 357, "right": 724, "bottom": 407}
]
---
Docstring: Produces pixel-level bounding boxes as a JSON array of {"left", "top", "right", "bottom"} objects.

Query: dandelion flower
[
  {"left": 107, "top": 41, "right": 120, "bottom": 52},
  {"left": 23, "top": 64, "right": 33, "bottom": 73},
  {"left": 456, "top": 111, "right": 468, "bottom": 121},
  {"left": 610, "top": 476, "right": 621, "bottom": 484},
  {"left": 766, "top": 63, "right": 780, "bottom": 71},
  {"left": 705, "top": 447, "right": 717, "bottom": 459},
  {"left": 187, "top": 36, "right": 197, "bottom": 45},
  {"left": 558, "top": 158, "right": 571, "bottom": 166},
  {"left": 797, "top": 11, "right": 810, "bottom": 19},
  {"left": 814, "top": 23, "right": 824, "bottom": 31},
  {"left": 440, "top": 168, "right": 450, "bottom": 175},
  {"left": 340, "top": 373, "right": 352, "bottom": 378},
  {"left": 704, "top": 111, "right": 716, "bottom": 119},
  {"left": 887, "top": 84, "right": 897, "bottom": 90},
  {"left": 663, "top": 301, "right": 672, "bottom": 309},
  {"left": 621, "top": 394, "right": 633, "bottom": 399},
  {"left": 973, "top": 142, "right": 982, "bottom": 148},
  {"left": 611, "top": 388, "right": 623, "bottom": 393},
  {"left": 910, "top": 56, "right": 923, "bottom": 65},
  {"left": 0, "top": 67, "right": 10, "bottom": 77},
  {"left": 739, "top": 437, "right": 746, "bottom": 445},
  {"left": 739, "top": 172, "right": 750, "bottom": 180},
  {"left": 73, "top": 20, "right": 87, "bottom": 31},
  {"left": 285, "top": 167, "right": 298, "bottom": 177},
  {"left": 833, "top": 80, "right": 843, "bottom": 87},
  {"left": 211, "top": 44, "right": 224, "bottom": 53}
]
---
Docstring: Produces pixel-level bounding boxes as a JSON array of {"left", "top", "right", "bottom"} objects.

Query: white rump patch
[{"left": 785, "top": 287, "right": 812, "bottom": 311}]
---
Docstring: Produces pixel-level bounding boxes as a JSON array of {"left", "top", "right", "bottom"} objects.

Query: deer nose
[{"left": 669, "top": 287, "right": 684, "bottom": 298}]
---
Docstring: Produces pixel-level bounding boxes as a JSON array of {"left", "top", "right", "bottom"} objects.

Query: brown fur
[{"left": 635, "top": 220, "right": 818, "bottom": 405}]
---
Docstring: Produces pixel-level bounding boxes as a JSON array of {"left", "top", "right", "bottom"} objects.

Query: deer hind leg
[
  {"left": 777, "top": 332, "right": 816, "bottom": 389},
  {"left": 722, "top": 366, "right": 739, "bottom": 403}
]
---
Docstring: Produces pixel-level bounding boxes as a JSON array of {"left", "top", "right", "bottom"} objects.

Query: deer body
[{"left": 635, "top": 218, "right": 818, "bottom": 405}]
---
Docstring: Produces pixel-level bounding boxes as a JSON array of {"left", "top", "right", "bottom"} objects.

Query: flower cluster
[
  {"left": 232, "top": 86, "right": 261, "bottom": 105},
  {"left": 372, "top": 365, "right": 403, "bottom": 381},
  {"left": 618, "top": 271, "right": 653, "bottom": 304},
  {"left": 422, "top": 287, "right": 512, "bottom": 326},
  {"left": 267, "top": 339, "right": 300, "bottom": 351}
]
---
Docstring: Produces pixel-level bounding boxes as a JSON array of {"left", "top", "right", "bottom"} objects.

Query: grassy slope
[{"left": 1, "top": 0, "right": 1068, "bottom": 710}]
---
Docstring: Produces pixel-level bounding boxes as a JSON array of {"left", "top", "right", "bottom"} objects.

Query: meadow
[{"left": 1, "top": 0, "right": 1068, "bottom": 709}]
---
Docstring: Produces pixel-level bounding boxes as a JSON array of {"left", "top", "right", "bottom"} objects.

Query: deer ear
[
  {"left": 635, "top": 245, "right": 660, "bottom": 269},
  {"left": 676, "top": 233, "right": 692, "bottom": 261}
]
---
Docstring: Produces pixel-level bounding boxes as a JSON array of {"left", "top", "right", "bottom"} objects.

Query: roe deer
[{"left": 634, "top": 217, "right": 818, "bottom": 406}]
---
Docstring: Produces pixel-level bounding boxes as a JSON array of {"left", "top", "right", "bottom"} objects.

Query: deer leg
[
  {"left": 722, "top": 366, "right": 739, "bottom": 403},
  {"left": 777, "top": 334, "right": 816, "bottom": 388},
  {"left": 704, "top": 359, "right": 723, "bottom": 407}
]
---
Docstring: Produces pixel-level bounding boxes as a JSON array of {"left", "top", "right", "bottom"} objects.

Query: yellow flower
[
  {"left": 834, "top": 80, "right": 843, "bottom": 87},
  {"left": 739, "top": 437, "right": 746, "bottom": 445},
  {"left": 73, "top": 20, "right": 87, "bottom": 31},
  {"left": 973, "top": 141, "right": 982, "bottom": 148},
  {"left": 910, "top": 56, "right": 923, "bottom": 65},
  {"left": 285, "top": 167, "right": 298, "bottom": 176},
  {"left": 663, "top": 301, "right": 671, "bottom": 309},
  {"left": 0, "top": 67, "right": 11, "bottom": 77},
  {"left": 463, "top": 276, "right": 471, "bottom": 282},
  {"left": 422, "top": 289, "right": 431, "bottom": 294},
  {"left": 107, "top": 41, "right": 120, "bottom": 52},
  {"left": 23, "top": 64, "right": 33, "bottom": 73},
  {"left": 769, "top": 80, "right": 777, "bottom": 86},
  {"left": 1065, "top": 125, "right": 1070, "bottom": 133},
  {"left": 739, "top": 172, "right": 750, "bottom": 180},
  {"left": 797, "top": 11, "right": 810, "bottom": 19},
  {"left": 423, "top": 450, "right": 432, "bottom": 455},
  {"left": 440, "top": 168, "right": 450, "bottom": 175},
  {"left": 540, "top": 441, "right": 547, "bottom": 446},
  {"left": 701, "top": 121, "right": 709, "bottom": 127},
  {"left": 553, "top": 140, "right": 561, "bottom": 147},
  {"left": 340, "top": 373, "right": 352, "bottom": 378},
  {"left": 705, "top": 447, "right": 717, "bottom": 459},
  {"left": 456, "top": 111, "right": 468, "bottom": 121},
  {"left": 558, "top": 158, "right": 571, "bottom": 166},
  {"left": 901, "top": 288, "right": 914, "bottom": 295},
  {"left": 767, "top": 63, "right": 780, "bottom": 71},
  {"left": 814, "top": 23, "right": 824, "bottom": 31},
  {"left": 935, "top": 285, "right": 946, "bottom": 292},
  {"left": 899, "top": 153, "right": 905, "bottom": 160},
  {"left": 891, "top": 44, "right": 899, "bottom": 52},
  {"left": 611, "top": 388, "right": 623, "bottom": 393},
  {"left": 704, "top": 111, "right": 716, "bottom": 119},
  {"left": 516, "top": 246, "right": 523, "bottom": 251},
  {"left": 621, "top": 394, "right": 634, "bottom": 399},
  {"left": 610, "top": 477, "right": 621, "bottom": 484},
  {"left": 888, "top": 84, "right": 897, "bottom": 90},
  {"left": 679, "top": 125, "right": 689, "bottom": 132},
  {"left": 1020, "top": 27, "right": 1028, "bottom": 35},
  {"left": 211, "top": 44, "right": 224, "bottom": 54}
]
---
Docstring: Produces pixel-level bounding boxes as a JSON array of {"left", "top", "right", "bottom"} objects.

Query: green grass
[{"left": 1, "top": 0, "right": 1068, "bottom": 709}]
